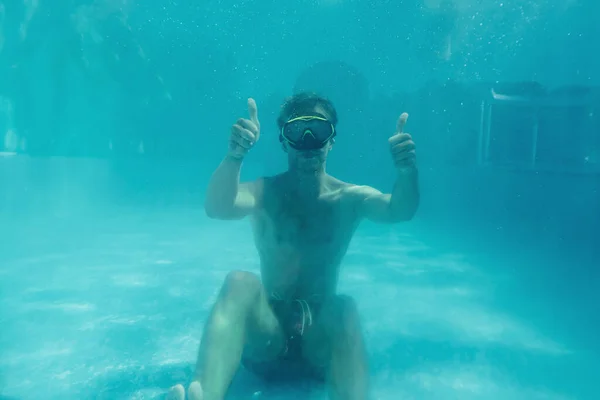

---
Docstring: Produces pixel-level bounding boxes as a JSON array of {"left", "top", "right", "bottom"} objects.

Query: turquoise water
[
  {"left": 1, "top": 0, "right": 599, "bottom": 399},
  {"left": 1, "top": 204, "right": 596, "bottom": 399}
]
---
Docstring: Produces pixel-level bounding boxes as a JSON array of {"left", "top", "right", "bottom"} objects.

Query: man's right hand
[{"left": 228, "top": 98, "right": 260, "bottom": 160}]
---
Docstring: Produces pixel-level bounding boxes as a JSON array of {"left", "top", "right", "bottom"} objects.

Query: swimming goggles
[{"left": 280, "top": 115, "right": 336, "bottom": 150}]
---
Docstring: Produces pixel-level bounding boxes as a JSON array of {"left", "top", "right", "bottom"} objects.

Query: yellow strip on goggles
[{"left": 280, "top": 115, "right": 336, "bottom": 150}]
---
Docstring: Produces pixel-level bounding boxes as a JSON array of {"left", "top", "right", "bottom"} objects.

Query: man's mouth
[{"left": 299, "top": 150, "right": 320, "bottom": 158}]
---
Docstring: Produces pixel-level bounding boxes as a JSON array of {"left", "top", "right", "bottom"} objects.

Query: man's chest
[{"left": 253, "top": 194, "right": 358, "bottom": 248}]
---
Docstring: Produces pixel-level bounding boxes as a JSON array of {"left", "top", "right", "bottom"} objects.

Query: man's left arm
[{"left": 357, "top": 112, "right": 420, "bottom": 223}]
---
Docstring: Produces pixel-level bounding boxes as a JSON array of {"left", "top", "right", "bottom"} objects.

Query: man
[{"left": 168, "top": 92, "right": 419, "bottom": 400}]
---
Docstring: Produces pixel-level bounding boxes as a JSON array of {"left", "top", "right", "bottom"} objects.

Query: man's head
[{"left": 277, "top": 92, "right": 338, "bottom": 172}]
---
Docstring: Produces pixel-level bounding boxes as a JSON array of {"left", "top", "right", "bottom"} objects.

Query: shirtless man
[{"left": 168, "top": 92, "right": 419, "bottom": 400}]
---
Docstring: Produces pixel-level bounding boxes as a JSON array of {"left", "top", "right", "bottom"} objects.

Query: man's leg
[
  {"left": 168, "top": 270, "right": 286, "bottom": 400},
  {"left": 302, "top": 295, "right": 369, "bottom": 400}
]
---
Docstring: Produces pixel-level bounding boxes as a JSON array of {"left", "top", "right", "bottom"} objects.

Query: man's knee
[{"left": 220, "top": 270, "right": 262, "bottom": 304}]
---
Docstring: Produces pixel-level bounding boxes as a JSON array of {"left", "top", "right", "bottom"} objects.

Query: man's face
[
  {"left": 287, "top": 140, "right": 332, "bottom": 171},
  {"left": 283, "top": 105, "right": 334, "bottom": 171}
]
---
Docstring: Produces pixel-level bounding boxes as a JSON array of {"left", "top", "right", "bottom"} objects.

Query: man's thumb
[{"left": 248, "top": 98, "right": 259, "bottom": 125}]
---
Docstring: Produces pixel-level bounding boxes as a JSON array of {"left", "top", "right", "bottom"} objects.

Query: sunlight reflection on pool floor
[{"left": 0, "top": 214, "right": 594, "bottom": 399}]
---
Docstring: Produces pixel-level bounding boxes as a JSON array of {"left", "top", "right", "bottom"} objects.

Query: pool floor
[{"left": 0, "top": 209, "right": 597, "bottom": 399}]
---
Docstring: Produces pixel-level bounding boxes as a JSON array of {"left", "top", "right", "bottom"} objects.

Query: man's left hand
[{"left": 388, "top": 112, "right": 416, "bottom": 170}]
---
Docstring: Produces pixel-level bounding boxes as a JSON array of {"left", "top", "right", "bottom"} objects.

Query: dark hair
[{"left": 276, "top": 92, "right": 338, "bottom": 130}]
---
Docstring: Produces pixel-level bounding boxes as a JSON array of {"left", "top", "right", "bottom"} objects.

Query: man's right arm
[
  {"left": 205, "top": 98, "right": 262, "bottom": 219},
  {"left": 204, "top": 156, "right": 260, "bottom": 220}
]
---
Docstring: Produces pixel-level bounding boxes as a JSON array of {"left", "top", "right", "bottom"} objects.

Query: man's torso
[{"left": 250, "top": 173, "right": 362, "bottom": 300}]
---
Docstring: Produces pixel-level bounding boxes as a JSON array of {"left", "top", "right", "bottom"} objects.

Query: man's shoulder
[
  {"left": 246, "top": 174, "right": 286, "bottom": 203},
  {"left": 257, "top": 173, "right": 285, "bottom": 188},
  {"left": 328, "top": 178, "right": 382, "bottom": 203},
  {"left": 244, "top": 173, "right": 283, "bottom": 187},
  {"left": 337, "top": 181, "right": 381, "bottom": 198}
]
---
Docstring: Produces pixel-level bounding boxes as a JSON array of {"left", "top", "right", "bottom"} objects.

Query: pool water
[{"left": 0, "top": 209, "right": 597, "bottom": 399}]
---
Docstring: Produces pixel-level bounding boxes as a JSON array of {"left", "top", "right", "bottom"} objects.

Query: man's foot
[
  {"left": 166, "top": 384, "right": 185, "bottom": 400},
  {"left": 167, "top": 381, "right": 203, "bottom": 400}
]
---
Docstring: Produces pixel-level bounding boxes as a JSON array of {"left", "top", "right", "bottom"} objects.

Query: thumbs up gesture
[
  {"left": 388, "top": 112, "right": 416, "bottom": 170},
  {"left": 228, "top": 98, "right": 261, "bottom": 160}
]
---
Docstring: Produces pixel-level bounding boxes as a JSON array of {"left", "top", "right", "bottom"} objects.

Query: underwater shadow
[
  {"left": 82, "top": 362, "right": 324, "bottom": 399},
  {"left": 80, "top": 363, "right": 192, "bottom": 399},
  {"left": 372, "top": 334, "right": 595, "bottom": 399}
]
